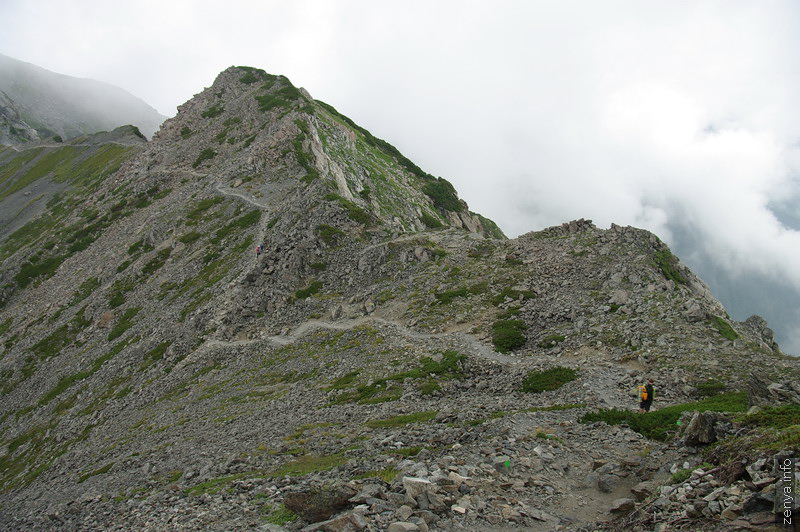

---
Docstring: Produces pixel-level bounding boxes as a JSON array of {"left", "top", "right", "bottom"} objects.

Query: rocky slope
[
  {"left": 0, "top": 53, "right": 165, "bottom": 142},
  {"left": 0, "top": 66, "right": 797, "bottom": 532}
]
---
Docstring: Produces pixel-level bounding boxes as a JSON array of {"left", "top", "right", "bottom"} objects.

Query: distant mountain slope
[{"left": 0, "top": 53, "right": 165, "bottom": 142}]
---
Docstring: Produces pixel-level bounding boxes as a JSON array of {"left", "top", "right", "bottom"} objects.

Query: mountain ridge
[{"left": 0, "top": 65, "right": 796, "bottom": 531}]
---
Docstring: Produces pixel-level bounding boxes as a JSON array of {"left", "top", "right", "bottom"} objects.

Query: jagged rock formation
[
  {"left": 0, "top": 66, "right": 797, "bottom": 531},
  {"left": 0, "top": 53, "right": 165, "bottom": 142}
]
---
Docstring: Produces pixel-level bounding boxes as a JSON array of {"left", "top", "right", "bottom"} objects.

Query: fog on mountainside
[
  {"left": 676, "top": 245, "right": 800, "bottom": 357},
  {"left": 0, "top": 53, "right": 165, "bottom": 141}
]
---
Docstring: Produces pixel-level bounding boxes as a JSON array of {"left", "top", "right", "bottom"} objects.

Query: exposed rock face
[
  {"left": 749, "top": 371, "right": 800, "bottom": 407},
  {"left": 0, "top": 90, "right": 39, "bottom": 144},
  {"left": 0, "top": 65, "right": 798, "bottom": 532}
]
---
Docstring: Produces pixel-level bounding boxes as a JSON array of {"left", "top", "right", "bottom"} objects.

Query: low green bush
[
  {"left": 108, "top": 307, "right": 141, "bottom": 340},
  {"left": 15, "top": 255, "right": 65, "bottom": 288},
  {"left": 422, "top": 178, "right": 461, "bottom": 212},
  {"left": 420, "top": 212, "right": 443, "bottom": 229},
  {"left": 491, "top": 319, "right": 527, "bottom": 353},
  {"left": 317, "top": 224, "right": 345, "bottom": 246},
  {"left": 192, "top": 148, "right": 217, "bottom": 169},
  {"left": 653, "top": 249, "right": 687, "bottom": 285},
  {"left": 295, "top": 281, "right": 322, "bottom": 299},
  {"left": 211, "top": 210, "right": 261, "bottom": 243},
  {"left": 186, "top": 197, "right": 224, "bottom": 222},
  {"left": 178, "top": 231, "right": 202, "bottom": 244},
  {"left": 736, "top": 405, "right": 800, "bottom": 429},
  {"left": 434, "top": 287, "right": 469, "bottom": 305},
  {"left": 201, "top": 105, "right": 224, "bottom": 119},
  {"left": 521, "top": 366, "right": 577, "bottom": 393}
]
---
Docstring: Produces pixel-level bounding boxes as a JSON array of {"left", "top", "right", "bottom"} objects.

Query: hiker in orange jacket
[{"left": 638, "top": 378, "right": 655, "bottom": 413}]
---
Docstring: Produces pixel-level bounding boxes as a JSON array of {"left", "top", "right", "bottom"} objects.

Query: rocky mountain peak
[{"left": 148, "top": 66, "right": 501, "bottom": 239}]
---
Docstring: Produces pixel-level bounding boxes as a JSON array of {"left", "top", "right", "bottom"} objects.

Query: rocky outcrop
[
  {"left": 680, "top": 411, "right": 732, "bottom": 446},
  {"left": 0, "top": 90, "right": 39, "bottom": 144},
  {"left": 749, "top": 371, "right": 800, "bottom": 407}
]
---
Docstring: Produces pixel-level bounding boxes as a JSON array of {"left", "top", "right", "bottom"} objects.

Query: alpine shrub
[
  {"left": 521, "top": 367, "right": 577, "bottom": 393},
  {"left": 491, "top": 319, "right": 527, "bottom": 353}
]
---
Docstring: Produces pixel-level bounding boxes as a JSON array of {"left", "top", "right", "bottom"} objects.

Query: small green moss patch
[{"left": 521, "top": 366, "right": 577, "bottom": 393}]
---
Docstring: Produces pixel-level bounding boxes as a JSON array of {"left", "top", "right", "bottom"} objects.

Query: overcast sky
[{"left": 2, "top": 0, "right": 799, "bottom": 352}]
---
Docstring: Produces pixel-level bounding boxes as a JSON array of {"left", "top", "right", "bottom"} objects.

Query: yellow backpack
[{"left": 639, "top": 385, "right": 649, "bottom": 401}]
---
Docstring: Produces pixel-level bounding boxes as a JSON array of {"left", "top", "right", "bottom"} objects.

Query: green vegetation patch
[
  {"left": 696, "top": 380, "right": 726, "bottom": 397},
  {"left": 317, "top": 224, "right": 345, "bottom": 246},
  {"left": 186, "top": 197, "right": 224, "bottom": 223},
  {"left": 354, "top": 468, "right": 400, "bottom": 483},
  {"left": 491, "top": 319, "right": 527, "bottom": 353},
  {"left": 14, "top": 255, "right": 66, "bottom": 289},
  {"left": 316, "top": 99, "right": 432, "bottom": 180},
  {"left": 653, "top": 249, "right": 687, "bottom": 285},
  {"left": 538, "top": 334, "right": 565, "bottom": 349},
  {"left": 491, "top": 287, "right": 535, "bottom": 306},
  {"left": 141, "top": 247, "right": 172, "bottom": 277},
  {"left": 211, "top": 209, "right": 261, "bottom": 243},
  {"left": 737, "top": 405, "right": 800, "bottom": 429},
  {"left": 78, "top": 462, "right": 114, "bottom": 483},
  {"left": 295, "top": 281, "right": 322, "bottom": 299},
  {"left": 201, "top": 104, "right": 225, "bottom": 119},
  {"left": 107, "top": 307, "right": 141, "bottom": 341},
  {"left": 328, "top": 351, "right": 464, "bottom": 405},
  {"left": 422, "top": 178, "right": 461, "bottom": 212},
  {"left": 323, "top": 193, "right": 371, "bottom": 225},
  {"left": 709, "top": 316, "right": 739, "bottom": 341},
  {"left": 38, "top": 338, "right": 136, "bottom": 407},
  {"left": 192, "top": 148, "right": 217, "bottom": 169},
  {"left": 579, "top": 392, "right": 747, "bottom": 441},
  {"left": 264, "top": 504, "right": 298, "bottom": 525},
  {"left": 474, "top": 212, "right": 506, "bottom": 239},
  {"left": 178, "top": 231, "right": 202, "bottom": 244},
  {"left": 522, "top": 366, "right": 577, "bottom": 393},
  {"left": 255, "top": 75, "right": 306, "bottom": 112},
  {"left": 128, "top": 239, "right": 155, "bottom": 256},
  {"left": 108, "top": 278, "right": 135, "bottom": 308},
  {"left": 365, "top": 411, "right": 438, "bottom": 429},
  {"left": 180, "top": 126, "right": 193, "bottom": 139},
  {"left": 272, "top": 454, "right": 347, "bottom": 477},
  {"left": 30, "top": 307, "right": 91, "bottom": 361},
  {"left": 434, "top": 287, "right": 469, "bottom": 305},
  {"left": 420, "top": 212, "right": 444, "bottom": 229}
]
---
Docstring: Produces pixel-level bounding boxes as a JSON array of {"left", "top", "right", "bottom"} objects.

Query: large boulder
[{"left": 681, "top": 411, "right": 731, "bottom": 446}]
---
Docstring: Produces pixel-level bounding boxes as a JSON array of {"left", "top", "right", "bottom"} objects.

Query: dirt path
[
  {"left": 215, "top": 184, "right": 270, "bottom": 210},
  {"left": 195, "top": 315, "right": 520, "bottom": 367}
]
